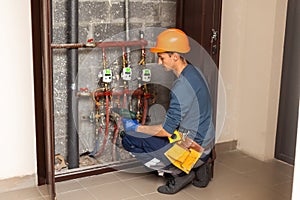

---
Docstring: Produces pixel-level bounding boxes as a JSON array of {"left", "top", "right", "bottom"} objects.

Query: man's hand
[{"left": 122, "top": 118, "right": 139, "bottom": 132}]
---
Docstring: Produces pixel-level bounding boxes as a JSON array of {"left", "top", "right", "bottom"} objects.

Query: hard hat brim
[{"left": 150, "top": 47, "right": 167, "bottom": 53}]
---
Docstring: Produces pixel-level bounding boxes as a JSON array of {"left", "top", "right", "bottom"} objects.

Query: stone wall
[
  {"left": 52, "top": 0, "right": 176, "bottom": 43},
  {"left": 51, "top": 0, "right": 176, "bottom": 169}
]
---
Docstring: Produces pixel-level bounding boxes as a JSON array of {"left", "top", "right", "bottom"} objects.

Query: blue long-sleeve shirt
[{"left": 162, "top": 64, "right": 215, "bottom": 147}]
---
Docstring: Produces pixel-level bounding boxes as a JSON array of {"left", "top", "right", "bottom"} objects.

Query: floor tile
[
  {"left": 37, "top": 185, "right": 50, "bottom": 196},
  {"left": 0, "top": 175, "right": 36, "bottom": 193},
  {"left": 56, "top": 189, "right": 96, "bottom": 200},
  {"left": 144, "top": 189, "right": 198, "bottom": 200},
  {"left": 55, "top": 179, "right": 83, "bottom": 194},
  {"left": 265, "top": 159, "right": 294, "bottom": 178},
  {"left": 86, "top": 181, "right": 140, "bottom": 200},
  {"left": 114, "top": 171, "right": 152, "bottom": 181},
  {"left": 216, "top": 150, "right": 249, "bottom": 163},
  {"left": 183, "top": 187, "right": 221, "bottom": 200},
  {"left": 270, "top": 180, "right": 293, "bottom": 199},
  {"left": 123, "top": 196, "right": 148, "bottom": 200},
  {"left": 0, "top": 150, "right": 294, "bottom": 200},
  {"left": 213, "top": 161, "right": 238, "bottom": 178},
  {"left": 184, "top": 171, "right": 251, "bottom": 199},
  {"left": 42, "top": 195, "right": 52, "bottom": 200},
  {"left": 77, "top": 172, "right": 120, "bottom": 188},
  {"left": 218, "top": 155, "right": 266, "bottom": 174},
  {"left": 124, "top": 174, "right": 164, "bottom": 195},
  {"left": 237, "top": 184, "right": 289, "bottom": 200},
  {"left": 243, "top": 164, "right": 292, "bottom": 187},
  {"left": 0, "top": 187, "right": 42, "bottom": 200}
]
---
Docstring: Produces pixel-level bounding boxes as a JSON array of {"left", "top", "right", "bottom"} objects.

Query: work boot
[
  {"left": 192, "top": 162, "right": 212, "bottom": 188},
  {"left": 157, "top": 171, "right": 195, "bottom": 194}
]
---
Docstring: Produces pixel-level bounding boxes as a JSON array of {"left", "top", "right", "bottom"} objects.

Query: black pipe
[{"left": 66, "top": 0, "right": 79, "bottom": 169}]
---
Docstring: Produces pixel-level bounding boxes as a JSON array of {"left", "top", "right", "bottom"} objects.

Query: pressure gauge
[
  {"left": 121, "top": 67, "right": 132, "bottom": 81},
  {"left": 102, "top": 69, "right": 112, "bottom": 83},
  {"left": 142, "top": 69, "right": 151, "bottom": 82}
]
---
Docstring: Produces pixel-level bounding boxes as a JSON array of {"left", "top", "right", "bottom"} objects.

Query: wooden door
[
  {"left": 31, "top": 0, "right": 56, "bottom": 199},
  {"left": 176, "top": 0, "right": 222, "bottom": 124},
  {"left": 275, "top": 0, "right": 300, "bottom": 165},
  {"left": 176, "top": 0, "right": 222, "bottom": 65}
]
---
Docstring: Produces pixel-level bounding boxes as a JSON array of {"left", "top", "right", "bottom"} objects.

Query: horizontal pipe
[
  {"left": 52, "top": 43, "right": 87, "bottom": 49},
  {"left": 51, "top": 39, "right": 148, "bottom": 49},
  {"left": 77, "top": 89, "right": 152, "bottom": 99}
]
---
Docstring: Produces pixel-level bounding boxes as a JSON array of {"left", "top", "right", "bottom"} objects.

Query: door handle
[{"left": 211, "top": 29, "right": 218, "bottom": 43}]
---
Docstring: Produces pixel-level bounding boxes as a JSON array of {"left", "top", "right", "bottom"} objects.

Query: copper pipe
[
  {"left": 51, "top": 43, "right": 86, "bottom": 49},
  {"left": 95, "top": 95, "right": 110, "bottom": 158},
  {"left": 96, "top": 89, "right": 144, "bottom": 97},
  {"left": 122, "top": 91, "right": 128, "bottom": 110},
  {"left": 51, "top": 39, "right": 148, "bottom": 49}
]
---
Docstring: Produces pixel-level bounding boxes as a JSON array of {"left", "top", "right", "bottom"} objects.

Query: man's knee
[
  {"left": 121, "top": 134, "right": 145, "bottom": 154},
  {"left": 121, "top": 134, "right": 134, "bottom": 151}
]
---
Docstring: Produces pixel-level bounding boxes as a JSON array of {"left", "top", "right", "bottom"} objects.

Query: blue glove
[{"left": 122, "top": 118, "right": 139, "bottom": 132}]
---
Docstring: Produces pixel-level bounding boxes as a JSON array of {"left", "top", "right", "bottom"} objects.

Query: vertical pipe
[
  {"left": 66, "top": 0, "right": 79, "bottom": 169},
  {"left": 125, "top": 0, "right": 130, "bottom": 40},
  {"left": 95, "top": 95, "right": 110, "bottom": 157},
  {"left": 125, "top": 0, "right": 130, "bottom": 61}
]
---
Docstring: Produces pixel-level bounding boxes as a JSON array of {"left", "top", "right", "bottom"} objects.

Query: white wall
[
  {"left": 0, "top": 0, "right": 36, "bottom": 179},
  {"left": 218, "top": 0, "right": 288, "bottom": 161}
]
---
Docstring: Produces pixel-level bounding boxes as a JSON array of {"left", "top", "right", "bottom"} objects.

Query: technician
[{"left": 121, "top": 28, "right": 215, "bottom": 194}]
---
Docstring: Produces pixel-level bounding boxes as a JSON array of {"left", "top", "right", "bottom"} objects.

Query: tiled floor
[{"left": 0, "top": 150, "right": 294, "bottom": 200}]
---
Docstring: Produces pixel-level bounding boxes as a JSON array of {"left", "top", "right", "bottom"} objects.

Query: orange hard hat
[{"left": 150, "top": 28, "right": 190, "bottom": 53}]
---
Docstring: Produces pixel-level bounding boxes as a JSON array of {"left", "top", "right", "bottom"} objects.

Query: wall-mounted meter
[
  {"left": 121, "top": 67, "right": 132, "bottom": 81},
  {"left": 142, "top": 69, "right": 151, "bottom": 82},
  {"left": 103, "top": 69, "right": 112, "bottom": 83}
]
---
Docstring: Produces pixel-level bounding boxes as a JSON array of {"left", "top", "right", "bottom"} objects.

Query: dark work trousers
[
  {"left": 122, "top": 132, "right": 174, "bottom": 171},
  {"left": 122, "top": 131, "right": 209, "bottom": 174}
]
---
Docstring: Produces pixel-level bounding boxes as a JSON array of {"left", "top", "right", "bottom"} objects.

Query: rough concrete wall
[
  {"left": 52, "top": 0, "right": 176, "bottom": 43},
  {"left": 52, "top": 0, "right": 176, "bottom": 167}
]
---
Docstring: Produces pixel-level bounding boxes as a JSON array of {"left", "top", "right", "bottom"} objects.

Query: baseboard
[{"left": 215, "top": 140, "right": 237, "bottom": 153}]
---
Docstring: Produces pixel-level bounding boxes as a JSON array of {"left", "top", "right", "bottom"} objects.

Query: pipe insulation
[{"left": 66, "top": 0, "right": 79, "bottom": 169}]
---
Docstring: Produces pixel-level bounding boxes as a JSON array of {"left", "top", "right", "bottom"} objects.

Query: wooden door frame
[
  {"left": 31, "top": 0, "right": 56, "bottom": 198},
  {"left": 31, "top": 0, "right": 47, "bottom": 186},
  {"left": 275, "top": 0, "right": 300, "bottom": 165}
]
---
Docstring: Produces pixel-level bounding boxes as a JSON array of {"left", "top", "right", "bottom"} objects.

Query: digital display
[{"left": 144, "top": 69, "right": 150, "bottom": 75}]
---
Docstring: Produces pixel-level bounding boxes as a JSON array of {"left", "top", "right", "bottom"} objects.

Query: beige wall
[{"left": 218, "top": 0, "right": 288, "bottom": 160}]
